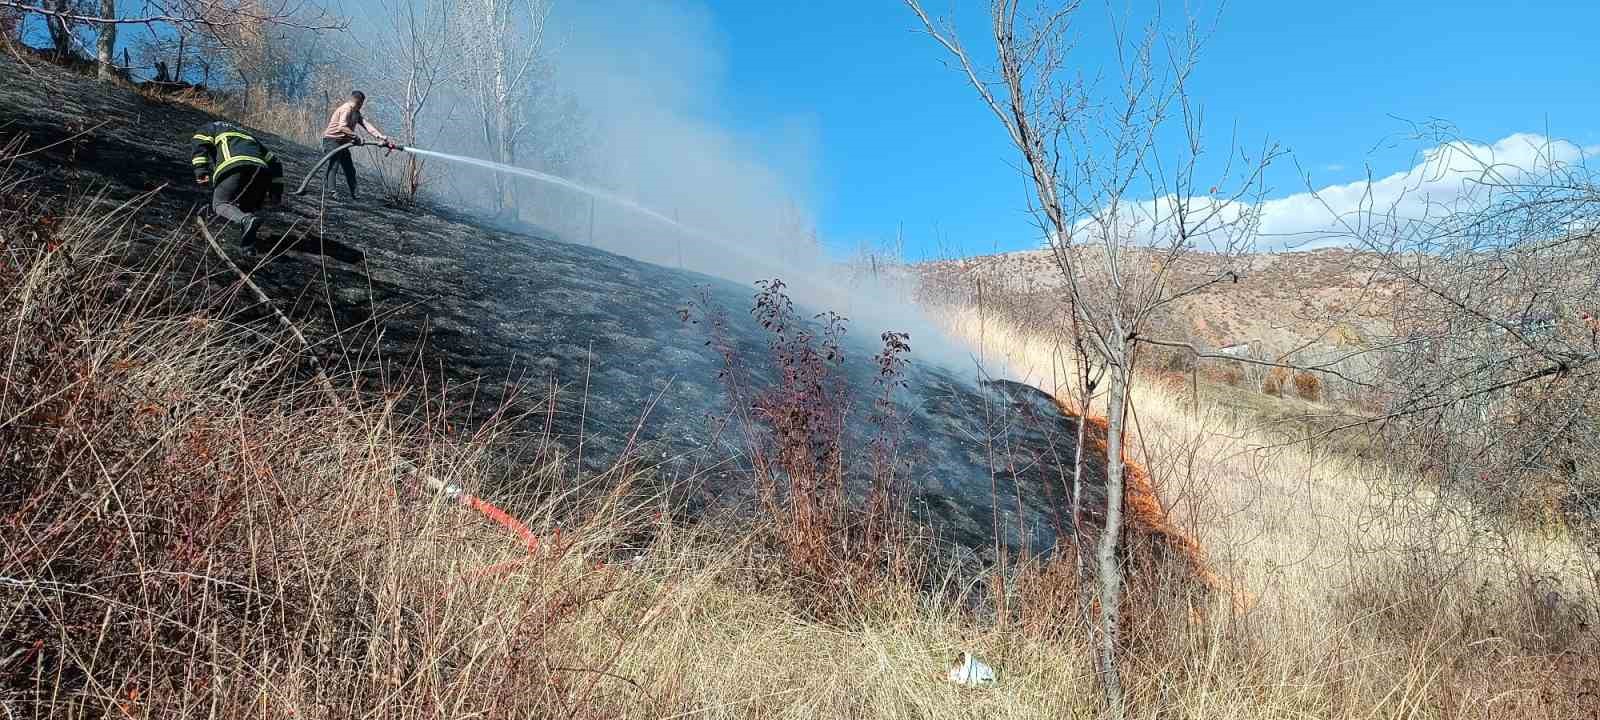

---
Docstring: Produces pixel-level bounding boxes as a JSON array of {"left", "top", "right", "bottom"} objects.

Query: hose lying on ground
[
  {"left": 290, "top": 140, "right": 404, "bottom": 197},
  {"left": 194, "top": 216, "right": 541, "bottom": 574}
]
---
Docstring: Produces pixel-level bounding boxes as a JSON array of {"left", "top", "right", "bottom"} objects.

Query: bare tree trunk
[
  {"left": 504, "top": 136, "right": 519, "bottom": 216},
  {"left": 95, "top": 0, "right": 116, "bottom": 81},
  {"left": 493, "top": 55, "right": 513, "bottom": 214},
  {"left": 1069, "top": 320, "right": 1102, "bottom": 632},
  {"left": 479, "top": 110, "right": 497, "bottom": 210},
  {"left": 464, "top": 0, "right": 549, "bottom": 216},
  {"left": 46, "top": 0, "right": 72, "bottom": 60},
  {"left": 403, "top": 70, "right": 423, "bottom": 199},
  {"left": 174, "top": 32, "right": 185, "bottom": 83},
  {"left": 1096, "top": 361, "right": 1130, "bottom": 719}
]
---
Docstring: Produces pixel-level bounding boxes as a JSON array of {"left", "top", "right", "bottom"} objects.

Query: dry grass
[
  {"left": 937, "top": 302, "right": 1600, "bottom": 718},
  {"left": 0, "top": 162, "right": 1179, "bottom": 718},
  {"left": 3, "top": 156, "right": 1598, "bottom": 717},
  {"left": 133, "top": 81, "right": 330, "bottom": 148},
  {"left": 917, "top": 246, "right": 1399, "bottom": 361},
  {"left": 0, "top": 171, "right": 962, "bottom": 717}
]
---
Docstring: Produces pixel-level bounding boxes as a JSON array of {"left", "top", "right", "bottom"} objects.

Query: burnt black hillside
[{"left": 0, "top": 56, "right": 1121, "bottom": 556}]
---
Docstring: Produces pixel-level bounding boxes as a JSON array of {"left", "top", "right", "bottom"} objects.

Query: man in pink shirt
[{"left": 320, "top": 90, "right": 395, "bottom": 200}]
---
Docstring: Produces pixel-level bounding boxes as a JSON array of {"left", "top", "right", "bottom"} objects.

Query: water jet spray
[
  {"left": 289, "top": 141, "right": 973, "bottom": 372},
  {"left": 290, "top": 140, "right": 796, "bottom": 291},
  {"left": 292, "top": 141, "right": 703, "bottom": 237}
]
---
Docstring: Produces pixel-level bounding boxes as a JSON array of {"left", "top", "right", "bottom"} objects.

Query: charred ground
[{"left": 0, "top": 56, "right": 1199, "bottom": 566}]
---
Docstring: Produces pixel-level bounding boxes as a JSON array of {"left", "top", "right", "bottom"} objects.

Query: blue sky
[
  {"left": 677, "top": 0, "right": 1600, "bottom": 259},
  {"left": 25, "top": 0, "right": 1598, "bottom": 259}
]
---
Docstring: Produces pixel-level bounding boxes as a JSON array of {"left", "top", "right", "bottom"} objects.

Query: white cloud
[
  {"left": 1256, "top": 133, "right": 1590, "bottom": 250},
  {"left": 1059, "top": 134, "right": 1594, "bottom": 252}
]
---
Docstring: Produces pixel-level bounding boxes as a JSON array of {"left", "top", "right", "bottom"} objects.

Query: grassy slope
[
  {"left": 0, "top": 158, "right": 1109, "bottom": 718},
  {"left": 936, "top": 304, "right": 1600, "bottom": 717},
  {"left": 4, "top": 64, "right": 1599, "bottom": 719},
  {"left": 918, "top": 246, "right": 1397, "bottom": 360}
]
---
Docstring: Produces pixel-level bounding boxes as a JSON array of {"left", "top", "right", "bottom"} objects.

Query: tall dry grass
[
  {"left": 0, "top": 154, "right": 1179, "bottom": 718},
  {"left": 937, "top": 301, "right": 1600, "bottom": 718},
  {"left": 4, "top": 136, "right": 1598, "bottom": 716}
]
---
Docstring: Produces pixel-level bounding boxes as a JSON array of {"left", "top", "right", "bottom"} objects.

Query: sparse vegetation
[
  {"left": 932, "top": 302, "right": 1600, "bottom": 720},
  {"left": 9, "top": 130, "right": 1593, "bottom": 716},
  {"left": 5, "top": 6, "right": 1600, "bottom": 719},
  {"left": 1258, "top": 367, "right": 1281, "bottom": 396},
  {"left": 681, "top": 278, "right": 920, "bottom": 620},
  {"left": 1292, "top": 371, "right": 1321, "bottom": 401}
]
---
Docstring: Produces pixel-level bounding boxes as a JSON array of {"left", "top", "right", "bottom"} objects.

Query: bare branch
[{"left": 0, "top": 0, "right": 343, "bottom": 30}]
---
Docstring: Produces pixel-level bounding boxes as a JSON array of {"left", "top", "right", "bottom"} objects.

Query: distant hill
[{"left": 916, "top": 245, "right": 1402, "bottom": 364}]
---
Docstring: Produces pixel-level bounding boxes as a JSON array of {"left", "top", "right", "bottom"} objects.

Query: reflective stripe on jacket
[{"left": 190, "top": 121, "right": 285, "bottom": 198}]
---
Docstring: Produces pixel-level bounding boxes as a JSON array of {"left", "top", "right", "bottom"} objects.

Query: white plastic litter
[{"left": 947, "top": 651, "right": 997, "bottom": 687}]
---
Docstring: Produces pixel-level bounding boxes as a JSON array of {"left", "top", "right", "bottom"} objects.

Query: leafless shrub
[
  {"left": 1261, "top": 367, "right": 1286, "bottom": 397},
  {"left": 1332, "top": 549, "right": 1599, "bottom": 718},
  {"left": 1326, "top": 131, "right": 1600, "bottom": 549},
  {"left": 362, "top": 0, "right": 459, "bottom": 204},
  {"left": 682, "top": 279, "right": 916, "bottom": 618},
  {"left": 1292, "top": 371, "right": 1321, "bottom": 401}
]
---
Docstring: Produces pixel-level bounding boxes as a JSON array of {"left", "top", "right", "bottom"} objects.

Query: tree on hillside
[
  {"left": 364, "top": 0, "right": 460, "bottom": 202},
  {"left": 93, "top": 0, "right": 111, "bottom": 79},
  {"left": 192, "top": 0, "right": 338, "bottom": 108},
  {"left": 462, "top": 0, "right": 552, "bottom": 216},
  {"left": 131, "top": 24, "right": 209, "bottom": 85},
  {"left": 42, "top": 0, "right": 74, "bottom": 59},
  {"left": 1332, "top": 131, "right": 1600, "bottom": 555},
  {"left": 906, "top": 1, "right": 1278, "bottom": 715},
  {"left": 2, "top": 0, "right": 342, "bottom": 86}
]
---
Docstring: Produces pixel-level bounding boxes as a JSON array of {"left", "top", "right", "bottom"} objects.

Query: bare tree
[
  {"left": 1, "top": 0, "right": 343, "bottom": 32},
  {"left": 1329, "top": 131, "right": 1600, "bottom": 554},
  {"left": 906, "top": 2, "right": 1277, "bottom": 715},
  {"left": 4, "top": 0, "right": 342, "bottom": 89},
  {"left": 41, "top": 0, "right": 74, "bottom": 59},
  {"left": 94, "top": 0, "right": 113, "bottom": 79},
  {"left": 367, "top": 0, "right": 460, "bottom": 201},
  {"left": 462, "top": 0, "right": 552, "bottom": 216},
  {"left": 139, "top": 26, "right": 208, "bottom": 84}
]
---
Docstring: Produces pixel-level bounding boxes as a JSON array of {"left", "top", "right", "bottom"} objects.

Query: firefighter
[
  {"left": 191, "top": 121, "right": 284, "bottom": 253},
  {"left": 320, "top": 90, "right": 395, "bottom": 200}
]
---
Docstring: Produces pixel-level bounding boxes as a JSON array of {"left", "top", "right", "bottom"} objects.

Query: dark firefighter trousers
[
  {"left": 212, "top": 168, "right": 269, "bottom": 242},
  {"left": 321, "top": 137, "right": 359, "bottom": 197}
]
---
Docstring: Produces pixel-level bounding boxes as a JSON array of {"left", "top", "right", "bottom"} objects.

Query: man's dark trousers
[
  {"left": 321, "top": 137, "right": 358, "bottom": 198},
  {"left": 212, "top": 167, "right": 269, "bottom": 246}
]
